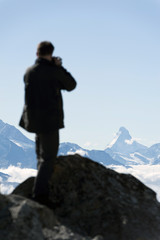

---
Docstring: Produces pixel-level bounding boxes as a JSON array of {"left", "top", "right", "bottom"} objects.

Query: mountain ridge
[
  {"left": 105, "top": 126, "right": 160, "bottom": 165},
  {"left": 0, "top": 120, "right": 36, "bottom": 168},
  {"left": 0, "top": 119, "right": 160, "bottom": 168}
]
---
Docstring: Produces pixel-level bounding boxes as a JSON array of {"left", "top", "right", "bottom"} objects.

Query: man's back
[
  {"left": 24, "top": 58, "right": 61, "bottom": 110},
  {"left": 20, "top": 57, "right": 76, "bottom": 133}
]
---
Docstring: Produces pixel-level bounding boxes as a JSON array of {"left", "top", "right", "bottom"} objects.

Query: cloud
[
  {"left": 67, "top": 149, "right": 88, "bottom": 157},
  {"left": 0, "top": 166, "right": 37, "bottom": 194},
  {"left": 0, "top": 166, "right": 37, "bottom": 183},
  {"left": 0, "top": 184, "right": 15, "bottom": 194},
  {"left": 125, "top": 138, "right": 144, "bottom": 145}
]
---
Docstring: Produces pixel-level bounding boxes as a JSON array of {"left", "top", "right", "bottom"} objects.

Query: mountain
[
  {"left": 1, "top": 119, "right": 160, "bottom": 169},
  {"left": 58, "top": 142, "right": 121, "bottom": 165},
  {"left": 0, "top": 120, "right": 118, "bottom": 169},
  {"left": 106, "top": 127, "right": 147, "bottom": 154},
  {"left": 105, "top": 127, "right": 160, "bottom": 165},
  {"left": 0, "top": 120, "right": 36, "bottom": 168}
]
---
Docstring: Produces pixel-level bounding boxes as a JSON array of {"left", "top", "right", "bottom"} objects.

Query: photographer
[{"left": 19, "top": 41, "right": 76, "bottom": 206}]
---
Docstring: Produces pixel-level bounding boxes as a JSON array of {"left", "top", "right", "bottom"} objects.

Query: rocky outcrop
[{"left": 1, "top": 154, "right": 160, "bottom": 240}]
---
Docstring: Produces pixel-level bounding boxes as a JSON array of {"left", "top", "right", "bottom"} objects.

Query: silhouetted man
[{"left": 19, "top": 41, "right": 76, "bottom": 205}]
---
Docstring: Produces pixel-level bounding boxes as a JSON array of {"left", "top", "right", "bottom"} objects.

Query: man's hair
[{"left": 37, "top": 41, "right": 54, "bottom": 56}]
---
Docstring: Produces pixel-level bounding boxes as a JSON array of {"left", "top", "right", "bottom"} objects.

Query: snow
[
  {"left": 10, "top": 140, "right": 22, "bottom": 147},
  {"left": 10, "top": 139, "right": 34, "bottom": 150},
  {"left": 125, "top": 139, "right": 134, "bottom": 145},
  {"left": 67, "top": 149, "right": 88, "bottom": 157}
]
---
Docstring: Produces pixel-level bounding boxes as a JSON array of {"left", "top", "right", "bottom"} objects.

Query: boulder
[{"left": 1, "top": 154, "right": 160, "bottom": 239}]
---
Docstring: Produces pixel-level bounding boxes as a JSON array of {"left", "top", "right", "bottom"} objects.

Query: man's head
[{"left": 36, "top": 41, "right": 54, "bottom": 61}]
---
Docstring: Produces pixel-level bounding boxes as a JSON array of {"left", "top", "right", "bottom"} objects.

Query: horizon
[
  {"left": 0, "top": 118, "right": 160, "bottom": 150},
  {"left": 1, "top": 0, "right": 160, "bottom": 149}
]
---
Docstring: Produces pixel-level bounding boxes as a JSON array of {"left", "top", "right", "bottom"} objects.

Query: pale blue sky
[{"left": 0, "top": 0, "right": 160, "bottom": 149}]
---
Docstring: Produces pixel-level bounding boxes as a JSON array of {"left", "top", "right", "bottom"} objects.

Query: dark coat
[{"left": 19, "top": 58, "right": 76, "bottom": 133}]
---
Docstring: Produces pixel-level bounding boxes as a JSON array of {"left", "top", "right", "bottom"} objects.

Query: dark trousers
[{"left": 33, "top": 130, "right": 59, "bottom": 198}]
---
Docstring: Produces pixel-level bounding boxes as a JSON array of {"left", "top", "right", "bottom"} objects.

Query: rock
[
  {"left": 0, "top": 194, "right": 57, "bottom": 240},
  {"left": 0, "top": 194, "right": 90, "bottom": 240},
  {"left": 2, "top": 154, "right": 160, "bottom": 239}
]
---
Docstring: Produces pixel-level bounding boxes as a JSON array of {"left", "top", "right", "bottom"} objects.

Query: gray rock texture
[{"left": 1, "top": 154, "right": 160, "bottom": 239}]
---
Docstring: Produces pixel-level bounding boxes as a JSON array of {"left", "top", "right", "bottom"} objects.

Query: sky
[{"left": 0, "top": 0, "right": 160, "bottom": 150}]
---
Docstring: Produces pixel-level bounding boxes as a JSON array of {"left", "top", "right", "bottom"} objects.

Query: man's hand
[{"left": 53, "top": 57, "right": 62, "bottom": 66}]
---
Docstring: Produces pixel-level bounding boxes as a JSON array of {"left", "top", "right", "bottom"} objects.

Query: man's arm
[
  {"left": 58, "top": 66, "right": 77, "bottom": 91},
  {"left": 52, "top": 57, "right": 77, "bottom": 91}
]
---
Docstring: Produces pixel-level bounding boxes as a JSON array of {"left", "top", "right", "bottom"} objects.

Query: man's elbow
[{"left": 67, "top": 80, "right": 77, "bottom": 91}]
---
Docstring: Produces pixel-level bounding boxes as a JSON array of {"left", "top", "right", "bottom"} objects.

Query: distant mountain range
[
  {"left": 105, "top": 127, "right": 160, "bottom": 165},
  {"left": 0, "top": 119, "right": 160, "bottom": 169},
  {"left": 0, "top": 120, "right": 36, "bottom": 168}
]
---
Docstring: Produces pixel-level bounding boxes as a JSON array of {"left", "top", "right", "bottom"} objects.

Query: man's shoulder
[
  {"left": 25, "top": 63, "right": 39, "bottom": 75},
  {"left": 24, "top": 60, "right": 66, "bottom": 78}
]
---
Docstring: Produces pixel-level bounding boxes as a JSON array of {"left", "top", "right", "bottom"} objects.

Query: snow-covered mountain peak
[
  {"left": 106, "top": 127, "right": 147, "bottom": 155},
  {"left": 106, "top": 127, "right": 131, "bottom": 149},
  {"left": 119, "top": 127, "right": 131, "bottom": 139}
]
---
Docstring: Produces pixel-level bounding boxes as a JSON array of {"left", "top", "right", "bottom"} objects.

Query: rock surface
[{"left": 1, "top": 154, "right": 160, "bottom": 240}]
